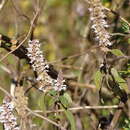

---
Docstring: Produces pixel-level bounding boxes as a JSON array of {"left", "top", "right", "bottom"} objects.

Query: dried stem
[
  {"left": 0, "top": 7, "right": 40, "bottom": 62},
  {"left": 108, "top": 102, "right": 125, "bottom": 130},
  {"left": 26, "top": 107, "right": 66, "bottom": 130},
  {"left": 104, "top": 7, "right": 130, "bottom": 27},
  {"left": 0, "top": 0, "right": 7, "bottom": 11},
  {"left": 31, "top": 105, "right": 121, "bottom": 114}
]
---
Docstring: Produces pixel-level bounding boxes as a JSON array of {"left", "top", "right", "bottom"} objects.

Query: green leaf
[
  {"left": 59, "top": 95, "right": 70, "bottom": 108},
  {"left": 64, "top": 110, "right": 76, "bottom": 130},
  {"left": 32, "top": 116, "right": 43, "bottom": 126},
  {"left": 111, "top": 68, "right": 129, "bottom": 92},
  {"left": 38, "top": 94, "right": 46, "bottom": 111},
  {"left": 5, "top": 42, "right": 11, "bottom": 47},
  {"left": 48, "top": 90, "right": 57, "bottom": 96},
  {"left": 48, "top": 98, "right": 56, "bottom": 107},
  {"left": 59, "top": 93, "right": 72, "bottom": 108},
  {"left": 121, "top": 21, "right": 130, "bottom": 33},
  {"left": 110, "top": 49, "right": 125, "bottom": 56},
  {"left": 94, "top": 70, "right": 103, "bottom": 90},
  {"left": 63, "top": 93, "right": 72, "bottom": 105},
  {"left": 128, "top": 38, "right": 130, "bottom": 44}
]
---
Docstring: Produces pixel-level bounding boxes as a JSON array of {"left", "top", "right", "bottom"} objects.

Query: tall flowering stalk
[
  {"left": 27, "top": 40, "right": 66, "bottom": 92},
  {"left": 0, "top": 96, "right": 19, "bottom": 130},
  {"left": 88, "top": 0, "right": 112, "bottom": 47}
]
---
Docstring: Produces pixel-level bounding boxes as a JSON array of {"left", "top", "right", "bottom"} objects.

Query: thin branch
[
  {"left": 0, "top": 0, "right": 7, "bottom": 11},
  {"left": 0, "top": 64, "right": 11, "bottom": 74},
  {"left": 0, "top": 86, "right": 12, "bottom": 97},
  {"left": 108, "top": 102, "right": 125, "bottom": 130},
  {"left": 0, "top": 34, "right": 30, "bottom": 61},
  {"left": 104, "top": 7, "right": 130, "bottom": 27},
  {"left": 26, "top": 107, "right": 66, "bottom": 130},
  {"left": 11, "top": 0, "right": 30, "bottom": 22},
  {"left": 48, "top": 45, "right": 99, "bottom": 64},
  {"left": 32, "top": 105, "right": 121, "bottom": 114},
  {"left": 69, "top": 81, "right": 96, "bottom": 89},
  {"left": 110, "top": 33, "right": 129, "bottom": 36},
  {"left": 0, "top": 33, "right": 58, "bottom": 79},
  {"left": 0, "top": 8, "right": 40, "bottom": 62},
  {"left": 54, "top": 64, "right": 83, "bottom": 71}
]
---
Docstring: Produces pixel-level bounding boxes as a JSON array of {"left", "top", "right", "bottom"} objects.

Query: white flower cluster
[
  {"left": 27, "top": 40, "right": 49, "bottom": 74},
  {"left": 27, "top": 40, "right": 66, "bottom": 92},
  {"left": 88, "top": 0, "right": 112, "bottom": 46},
  {"left": 0, "top": 96, "right": 19, "bottom": 130},
  {"left": 38, "top": 77, "right": 66, "bottom": 92},
  {"left": 51, "top": 70, "right": 66, "bottom": 91}
]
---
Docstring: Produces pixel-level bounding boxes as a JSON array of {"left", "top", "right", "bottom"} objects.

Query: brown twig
[
  {"left": 32, "top": 105, "right": 121, "bottom": 114},
  {"left": 55, "top": 64, "right": 83, "bottom": 71},
  {"left": 0, "top": 8, "right": 40, "bottom": 62},
  {"left": 0, "top": 34, "right": 30, "bottom": 61},
  {"left": 0, "top": 0, "right": 7, "bottom": 11},
  {"left": 48, "top": 45, "right": 99, "bottom": 64},
  {"left": 11, "top": 0, "right": 30, "bottom": 22},
  {"left": 0, "top": 86, "right": 12, "bottom": 97},
  {"left": 103, "top": 7, "right": 130, "bottom": 27},
  {"left": 108, "top": 102, "right": 124, "bottom": 130},
  {"left": 69, "top": 81, "right": 96, "bottom": 89},
  {"left": 26, "top": 107, "right": 66, "bottom": 130},
  {"left": 110, "top": 33, "right": 129, "bottom": 36}
]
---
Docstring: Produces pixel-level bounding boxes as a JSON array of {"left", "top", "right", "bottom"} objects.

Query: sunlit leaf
[
  {"left": 121, "top": 21, "right": 130, "bottom": 33},
  {"left": 59, "top": 92, "right": 72, "bottom": 108},
  {"left": 49, "top": 90, "right": 57, "bottom": 96},
  {"left": 94, "top": 70, "right": 103, "bottom": 90},
  {"left": 38, "top": 94, "right": 46, "bottom": 111},
  {"left": 110, "top": 49, "right": 125, "bottom": 56},
  {"left": 111, "top": 68, "right": 129, "bottom": 92},
  {"left": 128, "top": 38, "right": 130, "bottom": 44},
  {"left": 48, "top": 98, "right": 56, "bottom": 107},
  {"left": 63, "top": 93, "right": 72, "bottom": 105},
  {"left": 64, "top": 110, "right": 76, "bottom": 130},
  {"left": 59, "top": 95, "right": 70, "bottom": 108}
]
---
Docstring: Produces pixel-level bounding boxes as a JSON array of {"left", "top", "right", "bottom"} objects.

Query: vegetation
[{"left": 0, "top": 0, "right": 130, "bottom": 130}]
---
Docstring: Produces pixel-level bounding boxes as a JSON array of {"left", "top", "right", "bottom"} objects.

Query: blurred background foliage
[{"left": 0, "top": 0, "right": 130, "bottom": 130}]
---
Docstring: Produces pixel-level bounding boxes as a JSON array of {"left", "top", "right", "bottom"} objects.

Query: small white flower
[
  {"left": 88, "top": 0, "right": 112, "bottom": 47},
  {"left": 27, "top": 40, "right": 67, "bottom": 92},
  {"left": 0, "top": 97, "right": 19, "bottom": 130}
]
